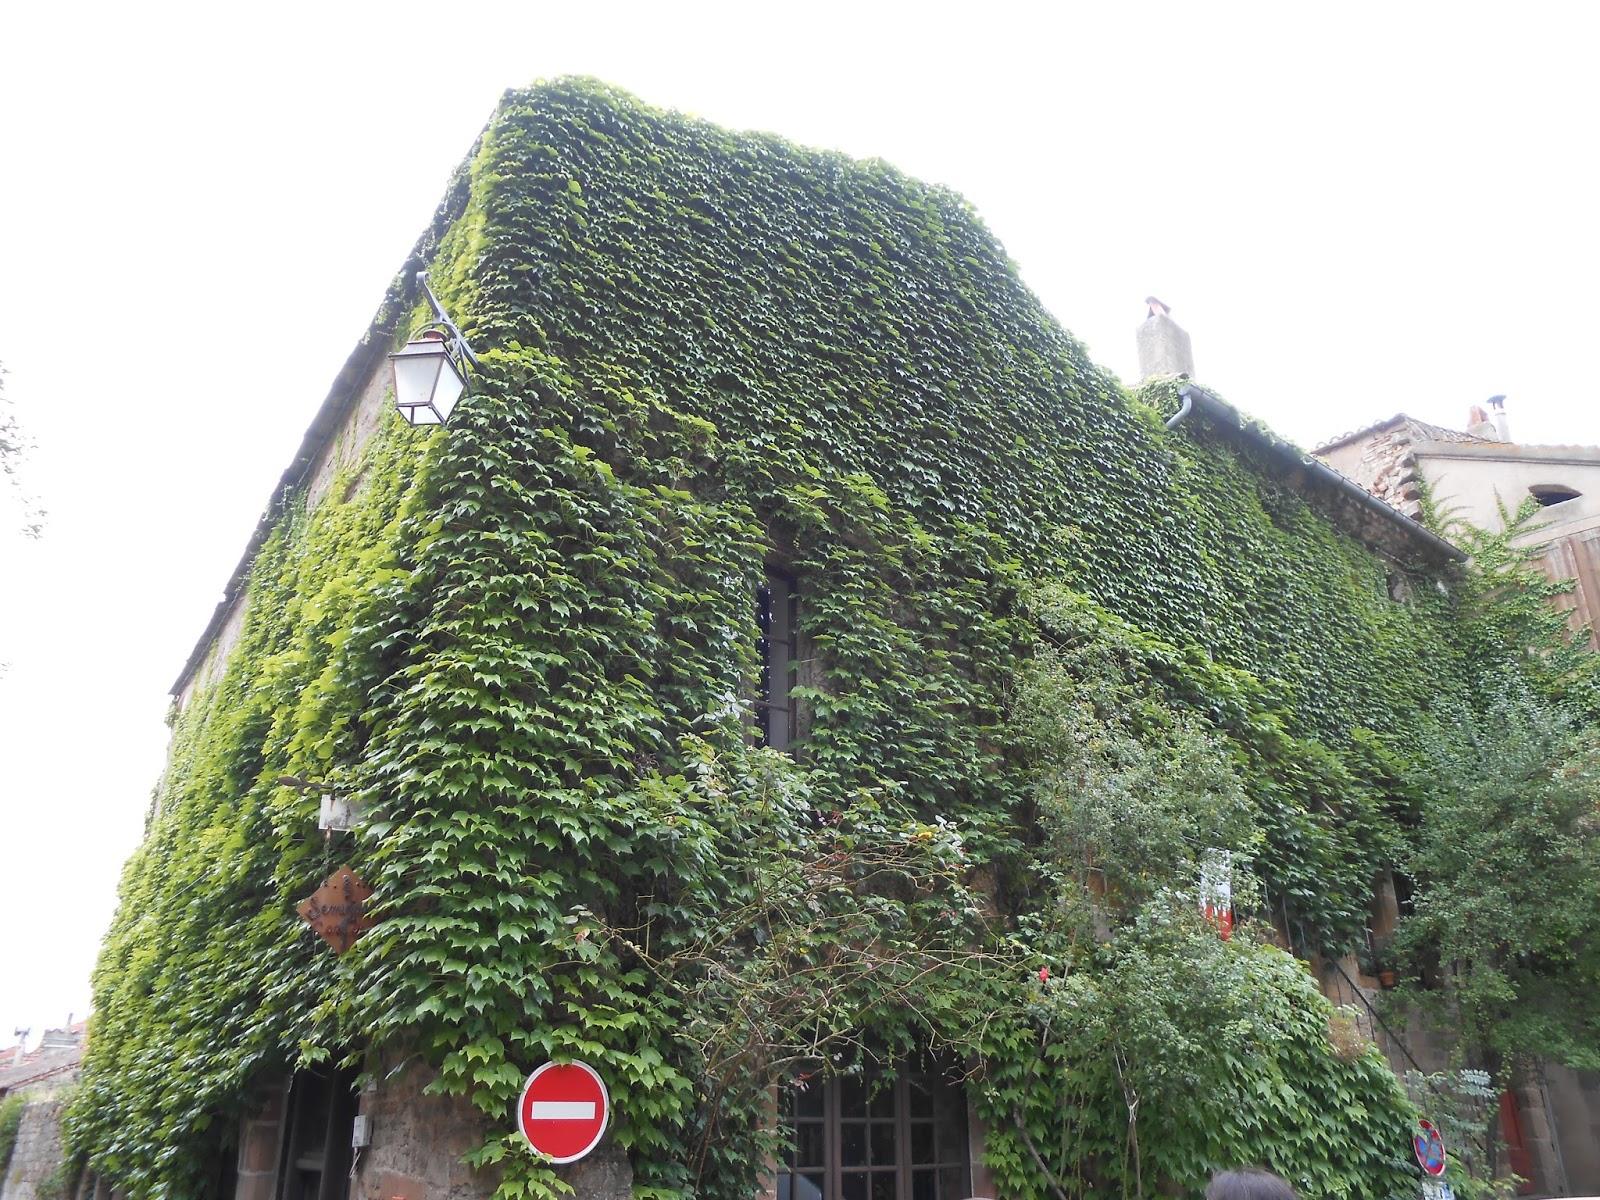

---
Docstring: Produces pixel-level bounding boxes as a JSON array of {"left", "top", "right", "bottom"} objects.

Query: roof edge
[
  {"left": 1312, "top": 413, "right": 1409, "bottom": 455},
  {"left": 1180, "top": 386, "right": 1467, "bottom": 566},
  {"left": 170, "top": 134, "right": 485, "bottom": 698},
  {"left": 1412, "top": 439, "right": 1600, "bottom": 466}
]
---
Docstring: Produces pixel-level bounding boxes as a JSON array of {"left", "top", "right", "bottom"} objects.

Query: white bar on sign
[{"left": 530, "top": 1101, "right": 596, "bottom": 1120}]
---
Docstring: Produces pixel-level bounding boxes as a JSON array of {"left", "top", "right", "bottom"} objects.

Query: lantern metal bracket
[{"left": 414, "top": 271, "right": 481, "bottom": 372}]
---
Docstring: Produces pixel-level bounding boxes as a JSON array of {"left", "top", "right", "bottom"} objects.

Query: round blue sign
[{"left": 1413, "top": 1118, "right": 1447, "bottom": 1177}]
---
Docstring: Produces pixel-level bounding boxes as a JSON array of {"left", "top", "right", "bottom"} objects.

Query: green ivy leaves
[{"left": 68, "top": 78, "right": 1561, "bottom": 1200}]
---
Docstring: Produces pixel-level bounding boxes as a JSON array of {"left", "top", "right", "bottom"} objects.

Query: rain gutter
[{"left": 1167, "top": 383, "right": 1466, "bottom": 565}]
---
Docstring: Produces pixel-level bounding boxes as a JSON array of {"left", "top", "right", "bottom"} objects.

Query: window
[
  {"left": 756, "top": 569, "right": 799, "bottom": 750},
  {"left": 779, "top": 1066, "right": 971, "bottom": 1200},
  {"left": 1529, "top": 484, "right": 1582, "bottom": 507}
]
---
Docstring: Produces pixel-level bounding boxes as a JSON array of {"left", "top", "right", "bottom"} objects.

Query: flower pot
[{"left": 1379, "top": 969, "right": 1398, "bottom": 989}]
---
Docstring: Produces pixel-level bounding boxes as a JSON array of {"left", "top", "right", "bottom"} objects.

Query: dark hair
[{"left": 1205, "top": 1168, "right": 1299, "bottom": 1200}]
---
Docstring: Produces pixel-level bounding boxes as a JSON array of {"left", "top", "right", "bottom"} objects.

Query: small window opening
[
  {"left": 756, "top": 569, "right": 798, "bottom": 751},
  {"left": 1530, "top": 484, "right": 1582, "bottom": 507}
]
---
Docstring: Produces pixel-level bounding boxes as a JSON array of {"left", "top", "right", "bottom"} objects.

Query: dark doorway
[{"left": 277, "top": 1067, "right": 359, "bottom": 1200}]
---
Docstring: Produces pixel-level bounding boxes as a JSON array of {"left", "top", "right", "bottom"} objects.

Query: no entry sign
[{"left": 517, "top": 1061, "right": 610, "bottom": 1163}]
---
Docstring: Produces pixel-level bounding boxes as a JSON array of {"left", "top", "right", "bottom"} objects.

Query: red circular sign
[
  {"left": 1414, "top": 1117, "right": 1447, "bottom": 1177},
  {"left": 518, "top": 1061, "right": 610, "bottom": 1163}
]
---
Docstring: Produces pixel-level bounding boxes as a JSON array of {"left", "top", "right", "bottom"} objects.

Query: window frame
[
  {"left": 756, "top": 567, "right": 800, "bottom": 751},
  {"left": 779, "top": 1068, "right": 971, "bottom": 1200},
  {"left": 1529, "top": 483, "right": 1582, "bottom": 508}
]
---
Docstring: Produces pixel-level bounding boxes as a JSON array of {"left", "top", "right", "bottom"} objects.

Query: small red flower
[{"left": 1038, "top": 966, "right": 1050, "bottom": 983}]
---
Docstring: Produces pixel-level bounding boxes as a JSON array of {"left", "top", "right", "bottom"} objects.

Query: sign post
[
  {"left": 1200, "top": 849, "right": 1234, "bottom": 940},
  {"left": 517, "top": 1061, "right": 610, "bottom": 1164}
]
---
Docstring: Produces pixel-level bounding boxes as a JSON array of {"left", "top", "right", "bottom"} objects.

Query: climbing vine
[
  {"left": 69, "top": 79, "right": 1574, "bottom": 1200},
  {"left": 0, "top": 1093, "right": 24, "bottom": 1177}
]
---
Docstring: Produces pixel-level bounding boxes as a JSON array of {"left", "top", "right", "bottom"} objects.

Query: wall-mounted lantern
[
  {"left": 389, "top": 271, "right": 479, "bottom": 427},
  {"left": 279, "top": 774, "right": 362, "bottom": 837}
]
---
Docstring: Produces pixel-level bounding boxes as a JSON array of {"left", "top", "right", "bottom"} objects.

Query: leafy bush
[
  {"left": 1397, "top": 688, "right": 1600, "bottom": 1071},
  {"left": 0, "top": 1093, "right": 25, "bottom": 1176},
  {"left": 978, "top": 914, "right": 1420, "bottom": 1200},
  {"left": 1402, "top": 1070, "right": 1517, "bottom": 1200},
  {"left": 984, "top": 619, "right": 1420, "bottom": 1200}
]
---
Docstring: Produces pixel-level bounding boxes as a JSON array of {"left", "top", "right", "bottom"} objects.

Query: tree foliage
[
  {"left": 1401, "top": 1070, "right": 1511, "bottom": 1200},
  {"left": 983, "top": 614, "right": 1420, "bottom": 1200},
  {"left": 1011, "top": 605, "right": 1259, "bottom": 921},
  {"left": 1388, "top": 503, "right": 1600, "bottom": 1074},
  {"left": 1397, "top": 690, "right": 1600, "bottom": 1070}
]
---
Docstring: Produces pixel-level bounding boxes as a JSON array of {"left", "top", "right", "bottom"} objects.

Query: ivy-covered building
[{"left": 70, "top": 80, "right": 1592, "bottom": 1200}]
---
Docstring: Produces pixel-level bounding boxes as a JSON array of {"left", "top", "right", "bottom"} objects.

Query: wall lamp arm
[{"left": 416, "top": 271, "right": 481, "bottom": 371}]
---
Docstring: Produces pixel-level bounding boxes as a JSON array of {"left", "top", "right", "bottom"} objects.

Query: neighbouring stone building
[
  {"left": 1317, "top": 402, "right": 1600, "bottom": 646},
  {"left": 1, "top": 1023, "right": 86, "bottom": 1200},
  {"left": 68, "top": 80, "right": 1596, "bottom": 1200}
]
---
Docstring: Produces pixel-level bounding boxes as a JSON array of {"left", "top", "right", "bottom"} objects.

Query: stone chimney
[
  {"left": 1487, "top": 394, "right": 1510, "bottom": 441},
  {"left": 1467, "top": 404, "right": 1498, "bottom": 440},
  {"left": 1137, "top": 297, "right": 1195, "bottom": 382}
]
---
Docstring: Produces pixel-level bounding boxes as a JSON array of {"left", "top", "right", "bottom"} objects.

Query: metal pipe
[{"left": 1164, "top": 391, "right": 1194, "bottom": 429}]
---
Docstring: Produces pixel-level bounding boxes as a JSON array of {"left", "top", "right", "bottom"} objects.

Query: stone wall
[
  {"left": 1413, "top": 442, "right": 1600, "bottom": 540},
  {"left": 226, "top": 1059, "right": 634, "bottom": 1200},
  {"left": 1318, "top": 956, "right": 1450, "bottom": 1077},
  {"left": 1316, "top": 422, "right": 1425, "bottom": 519},
  {"left": 1, "top": 1094, "right": 71, "bottom": 1200},
  {"left": 1540, "top": 1064, "right": 1600, "bottom": 1195},
  {"left": 1409, "top": 439, "right": 1600, "bottom": 647},
  {"left": 1510, "top": 1073, "right": 1565, "bottom": 1197},
  {"left": 351, "top": 1060, "right": 495, "bottom": 1200}
]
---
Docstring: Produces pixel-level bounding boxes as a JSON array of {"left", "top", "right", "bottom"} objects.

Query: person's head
[{"left": 1205, "top": 1167, "right": 1299, "bottom": 1200}]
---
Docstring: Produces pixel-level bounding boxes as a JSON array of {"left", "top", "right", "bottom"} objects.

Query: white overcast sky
[{"left": 3, "top": 1, "right": 1598, "bottom": 1047}]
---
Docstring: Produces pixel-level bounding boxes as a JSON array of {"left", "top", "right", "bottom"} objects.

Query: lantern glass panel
[
  {"left": 431, "top": 358, "right": 466, "bottom": 422},
  {"left": 391, "top": 346, "right": 446, "bottom": 415}
]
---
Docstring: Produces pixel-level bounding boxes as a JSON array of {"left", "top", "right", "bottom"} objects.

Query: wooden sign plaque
[{"left": 298, "top": 864, "right": 373, "bottom": 954}]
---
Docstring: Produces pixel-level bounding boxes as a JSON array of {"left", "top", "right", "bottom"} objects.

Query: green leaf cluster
[
  {"left": 1395, "top": 686, "right": 1600, "bottom": 1071},
  {"left": 976, "top": 914, "right": 1421, "bottom": 1200},
  {"left": 0, "top": 1093, "right": 24, "bottom": 1176}
]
